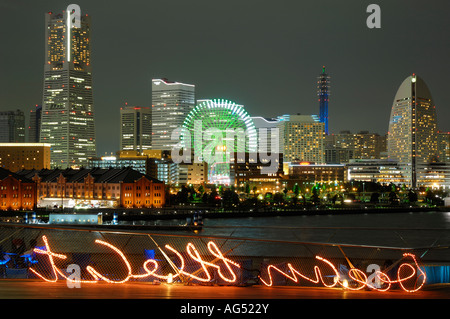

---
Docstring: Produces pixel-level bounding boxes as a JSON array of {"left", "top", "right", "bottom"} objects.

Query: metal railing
[{"left": 0, "top": 222, "right": 448, "bottom": 292}]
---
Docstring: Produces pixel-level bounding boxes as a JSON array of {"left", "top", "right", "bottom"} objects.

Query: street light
[{"left": 363, "top": 182, "right": 365, "bottom": 202}]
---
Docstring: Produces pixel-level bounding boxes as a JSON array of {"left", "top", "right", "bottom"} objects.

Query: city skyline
[{"left": 0, "top": 1, "right": 449, "bottom": 156}]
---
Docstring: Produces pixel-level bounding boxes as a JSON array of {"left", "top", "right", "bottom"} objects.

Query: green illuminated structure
[{"left": 182, "top": 99, "right": 257, "bottom": 184}]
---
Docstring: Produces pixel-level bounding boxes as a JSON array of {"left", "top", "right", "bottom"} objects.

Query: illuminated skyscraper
[
  {"left": 40, "top": 8, "right": 96, "bottom": 168},
  {"left": 279, "top": 115, "right": 325, "bottom": 163},
  {"left": 387, "top": 74, "right": 438, "bottom": 188},
  {"left": 334, "top": 130, "right": 385, "bottom": 159},
  {"left": 120, "top": 105, "right": 152, "bottom": 152},
  {"left": 151, "top": 78, "right": 195, "bottom": 151},
  {"left": 0, "top": 110, "right": 25, "bottom": 143},
  {"left": 317, "top": 66, "right": 330, "bottom": 135},
  {"left": 438, "top": 131, "right": 450, "bottom": 162}
]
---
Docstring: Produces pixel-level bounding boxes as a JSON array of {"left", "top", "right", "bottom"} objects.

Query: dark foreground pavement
[
  {"left": 0, "top": 280, "right": 447, "bottom": 318},
  {"left": 0, "top": 279, "right": 448, "bottom": 299}
]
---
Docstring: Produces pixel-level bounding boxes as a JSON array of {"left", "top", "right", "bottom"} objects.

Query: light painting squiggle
[{"left": 29, "top": 236, "right": 426, "bottom": 292}]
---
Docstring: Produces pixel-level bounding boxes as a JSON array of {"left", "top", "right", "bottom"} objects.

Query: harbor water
[{"left": 131, "top": 210, "right": 450, "bottom": 261}]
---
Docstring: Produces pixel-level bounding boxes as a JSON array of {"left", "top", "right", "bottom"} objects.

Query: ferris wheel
[
  {"left": 182, "top": 99, "right": 258, "bottom": 184},
  {"left": 182, "top": 99, "right": 257, "bottom": 156}
]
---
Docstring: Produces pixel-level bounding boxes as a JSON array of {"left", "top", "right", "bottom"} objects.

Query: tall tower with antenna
[
  {"left": 40, "top": 7, "right": 96, "bottom": 168},
  {"left": 317, "top": 66, "right": 330, "bottom": 135}
]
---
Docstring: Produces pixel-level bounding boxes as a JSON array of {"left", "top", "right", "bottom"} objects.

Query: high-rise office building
[
  {"left": 151, "top": 78, "right": 195, "bottom": 151},
  {"left": 325, "top": 147, "right": 354, "bottom": 164},
  {"left": 279, "top": 115, "right": 325, "bottom": 163},
  {"left": 334, "top": 130, "right": 385, "bottom": 159},
  {"left": 120, "top": 105, "right": 152, "bottom": 152},
  {"left": 388, "top": 74, "right": 438, "bottom": 188},
  {"left": 438, "top": 131, "right": 450, "bottom": 162},
  {"left": 39, "top": 9, "right": 96, "bottom": 168},
  {"left": 0, "top": 110, "right": 25, "bottom": 143},
  {"left": 317, "top": 66, "right": 330, "bottom": 135},
  {"left": 251, "top": 116, "right": 285, "bottom": 154},
  {"left": 28, "top": 105, "right": 42, "bottom": 143}
]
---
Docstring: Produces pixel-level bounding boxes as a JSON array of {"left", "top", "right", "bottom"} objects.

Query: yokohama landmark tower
[{"left": 40, "top": 7, "right": 96, "bottom": 168}]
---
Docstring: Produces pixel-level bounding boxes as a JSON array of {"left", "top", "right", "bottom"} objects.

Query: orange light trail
[
  {"left": 258, "top": 256, "right": 339, "bottom": 288},
  {"left": 30, "top": 236, "right": 426, "bottom": 292},
  {"left": 259, "top": 253, "right": 426, "bottom": 292},
  {"left": 29, "top": 236, "right": 240, "bottom": 285}
]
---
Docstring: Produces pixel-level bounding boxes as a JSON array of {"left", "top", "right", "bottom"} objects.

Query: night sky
[{"left": 0, "top": 0, "right": 449, "bottom": 156}]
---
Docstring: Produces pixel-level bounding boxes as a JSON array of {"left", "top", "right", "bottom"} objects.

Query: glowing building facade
[
  {"left": 0, "top": 143, "right": 51, "bottom": 172},
  {"left": 40, "top": 9, "right": 96, "bottom": 168},
  {"left": 334, "top": 130, "right": 386, "bottom": 159},
  {"left": 120, "top": 106, "right": 152, "bottom": 152},
  {"left": 438, "top": 131, "right": 450, "bottom": 163},
  {"left": 0, "top": 168, "right": 36, "bottom": 211},
  {"left": 345, "top": 159, "right": 408, "bottom": 185},
  {"left": 230, "top": 152, "right": 284, "bottom": 192},
  {"left": 417, "top": 162, "right": 450, "bottom": 190},
  {"left": 280, "top": 115, "right": 325, "bottom": 164},
  {"left": 387, "top": 74, "right": 438, "bottom": 188},
  {"left": 16, "top": 167, "right": 165, "bottom": 209},
  {"left": 151, "top": 78, "right": 195, "bottom": 151}
]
